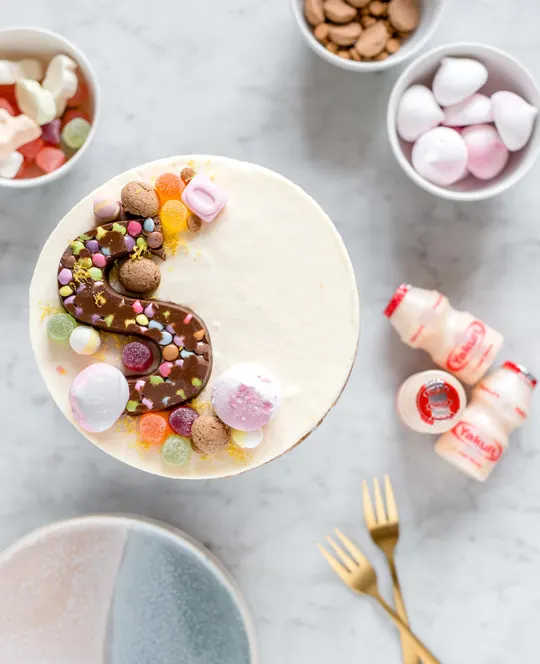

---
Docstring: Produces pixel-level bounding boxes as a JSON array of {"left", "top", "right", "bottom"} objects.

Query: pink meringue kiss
[
  {"left": 211, "top": 363, "right": 281, "bottom": 431},
  {"left": 462, "top": 124, "right": 509, "bottom": 180},
  {"left": 443, "top": 94, "right": 493, "bottom": 127},
  {"left": 492, "top": 91, "right": 538, "bottom": 152},
  {"left": 412, "top": 127, "right": 468, "bottom": 187},
  {"left": 397, "top": 85, "right": 444, "bottom": 142}
]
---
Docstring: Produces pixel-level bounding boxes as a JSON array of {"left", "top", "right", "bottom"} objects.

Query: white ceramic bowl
[
  {"left": 387, "top": 42, "right": 540, "bottom": 201},
  {"left": 0, "top": 26, "right": 100, "bottom": 188},
  {"left": 290, "top": 0, "right": 445, "bottom": 72}
]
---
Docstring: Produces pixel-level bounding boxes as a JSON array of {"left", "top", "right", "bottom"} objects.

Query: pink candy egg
[
  {"left": 211, "top": 364, "right": 281, "bottom": 432},
  {"left": 462, "top": 124, "right": 509, "bottom": 180},
  {"left": 93, "top": 196, "right": 121, "bottom": 222},
  {"left": 412, "top": 127, "right": 468, "bottom": 187}
]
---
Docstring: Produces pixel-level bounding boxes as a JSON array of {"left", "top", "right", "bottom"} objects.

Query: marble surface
[{"left": 1, "top": 1, "right": 540, "bottom": 662}]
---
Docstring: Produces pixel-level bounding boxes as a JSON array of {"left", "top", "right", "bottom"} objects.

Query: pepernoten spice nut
[{"left": 303, "top": 0, "right": 420, "bottom": 62}]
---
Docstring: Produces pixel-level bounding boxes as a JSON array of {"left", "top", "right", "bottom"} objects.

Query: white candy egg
[{"left": 69, "top": 326, "right": 102, "bottom": 355}]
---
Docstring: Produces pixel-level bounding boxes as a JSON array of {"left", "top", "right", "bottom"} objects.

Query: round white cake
[{"left": 29, "top": 156, "right": 359, "bottom": 478}]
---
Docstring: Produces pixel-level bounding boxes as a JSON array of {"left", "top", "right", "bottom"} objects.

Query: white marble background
[{"left": 1, "top": 1, "right": 540, "bottom": 662}]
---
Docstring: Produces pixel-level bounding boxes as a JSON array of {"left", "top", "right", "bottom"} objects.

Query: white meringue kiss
[
  {"left": 492, "top": 91, "right": 538, "bottom": 152},
  {"left": 462, "top": 124, "right": 509, "bottom": 180},
  {"left": 397, "top": 85, "right": 444, "bottom": 142},
  {"left": 412, "top": 127, "right": 468, "bottom": 187},
  {"left": 443, "top": 93, "right": 493, "bottom": 127},
  {"left": 433, "top": 57, "right": 488, "bottom": 107}
]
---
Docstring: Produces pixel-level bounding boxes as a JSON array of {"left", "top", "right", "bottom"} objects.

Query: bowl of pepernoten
[{"left": 0, "top": 26, "right": 100, "bottom": 188}]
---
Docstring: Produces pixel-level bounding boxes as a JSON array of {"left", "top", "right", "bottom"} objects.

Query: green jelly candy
[
  {"left": 47, "top": 313, "right": 77, "bottom": 342},
  {"left": 162, "top": 435, "right": 192, "bottom": 467},
  {"left": 62, "top": 117, "right": 92, "bottom": 150},
  {"left": 88, "top": 267, "right": 102, "bottom": 280}
]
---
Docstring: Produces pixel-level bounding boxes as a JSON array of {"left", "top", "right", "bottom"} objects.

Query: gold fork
[
  {"left": 319, "top": 529, "right": 441, "bottom": 664},
  {"left": 363, "top": 476, "right": 419, "bottom": 664}
]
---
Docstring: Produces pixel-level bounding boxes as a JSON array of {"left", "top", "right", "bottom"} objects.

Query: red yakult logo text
[
  {"left": 446, "top": 321, "right": 486, "bottom": 372},
  {"left": 452, "top": 422, "right": 503, "bottom": 462}
]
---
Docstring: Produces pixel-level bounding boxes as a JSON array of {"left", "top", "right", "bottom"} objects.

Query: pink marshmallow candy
[
  {"left": 211, "top": 363, "right": 281, "bottom": 431},
  {"left": 462, "top": 124, "right": 509, "bottom": 180},
  {"left": 181, "top": 175, "right": 228, "bottom": 223},
  {"left": 412, "top": 127, "right": 468, "bottom": 187}
]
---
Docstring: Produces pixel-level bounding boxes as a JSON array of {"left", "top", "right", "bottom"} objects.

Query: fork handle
[
  {"left": 375, "top": 595, "right": 441, "bottom": 664},
  {"left": 388, "top": 559, "right": 421, "bottom": 664}
]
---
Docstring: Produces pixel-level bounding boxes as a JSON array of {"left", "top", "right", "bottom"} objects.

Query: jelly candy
[
  {"left": 41, "top": 119, "right": 61, "bottom": 145},
  {"left": 169, "top": 406, "right": 199, "bottom": 437},
  {"left": 67, "top": 77, "right": 89, "bottom": 107},
  {"left": 36, "top": 146, "right": 66, "bottom": 173},
  {"left": 47, "top": 313, "right": 77, "bottom": 342},
  {"left": 62, "top": 108, "right": 90, "bottom": 127},
  {"left": 161, "top": 435, "right": 192, "bottom": 466},
  {"left": 155, "top": 172, "right": 185, "bottom": 205},
  {"left": 139, "top": 412, "right": 171, "bottom": 445},
  {"left": 62, "top": 117, "right": 91, "bottom": 150},
  {"left": 0, "top": 98, "right": 15, "bottom": 115},
  {"left": 122, "top": 341, "right": 153, "bottom": 372},
  {"left": 160, "top": 199, "right": 189, "bottom": 235},
  {"left": 18, "top": 137, "right": 44, "bottom": 162}
]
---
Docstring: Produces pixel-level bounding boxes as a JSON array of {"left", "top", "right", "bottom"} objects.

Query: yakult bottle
[
  {"left": 385, "top": 284, "right": 504, "bottom": 385},
  {"left": 435, "top": 362, "right": 536, "bottom": 481},
  {"left": 397, "top": 370, "right": 467, "bottom": 434}
]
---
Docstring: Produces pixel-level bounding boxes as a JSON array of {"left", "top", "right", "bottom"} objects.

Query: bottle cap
[
  {"left": 384, "top": 284, "right": 409, "bottom": 318},
  {"left": 502, "top": 361, "right": 537, "bottom": 389}
]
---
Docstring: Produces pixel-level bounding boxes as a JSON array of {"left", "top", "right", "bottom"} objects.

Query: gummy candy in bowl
[
  {"left": 29, "top": 155, "right": 360, "bottom": 479},
  {"left": 0, "top": 26, "right": 100, "bottom": 188}
]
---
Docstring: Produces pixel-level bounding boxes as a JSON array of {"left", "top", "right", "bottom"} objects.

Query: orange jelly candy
[
  {"left": 155, "top": 172, "right": 185, "bottom": 205},
  {"left": 36, "top": 146, "right": 66, "bottom": 173},
  {"left": 139, "top": 412, "right": 171, "bottom": 445},
  {"left": 18, "top": 137, "right": 44, "bottom": 162}
]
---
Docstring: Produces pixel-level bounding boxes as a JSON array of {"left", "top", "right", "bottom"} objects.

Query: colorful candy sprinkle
[
  {"left": 47, "top": 313, "right": 77, "bottom": 342},
  {"left": 127, "top": 220, "right": 142, "bottom": 237},
  {"left": 139, "top": 412, "right": 171, "bottom": 445},
  {"left": 159, "top": 331, "right": 173, "bottom": 346},
  {"left": 59, "top": 285, "right": 73, "bottom": 297},
  {"left": 58, "top": 268, "right": 72, "bottom": 285},
  {"left": 162, "top": 344, "right": 179, "bottom": 361},
  {"left": 159, "top": 362, "right": 173, "bottom": 378},
  {"left": 148, "top": 320, "right": 163, "bottom": 331},
  {"left": 62, "top": 117, "right": 91, "bottom": 149},
  {"left": 132, "top": 300, "right": 143, "bottom": 315},
  {"left": 92, "top": 253, "right": 106, "bottom": 268},
  {"left": 143, "top": 217, "right": 155, "bottom": 232},
  {"left": 169, "top": 406, "right": 199, "bottom": 437},
  {"left": 135, "top": 314, "right": 149, "bottom": 326},
  {"left": 88, "top": 267, "right": 102, "bottom": 280},
  {"left": 86, "top": 239, "right": 99, "bottom": 253},
  {"left": 161, "top": 435, "right": 192, "bottom": 467},
  {"left": 122, "top": 341, "right": 153, "bottom": 372}
]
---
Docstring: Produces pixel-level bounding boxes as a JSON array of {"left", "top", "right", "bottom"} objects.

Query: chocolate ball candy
[
  {"left": 118, "top": 257, "right": 161, "bottom": 293},
  {"left": 121, "top": 181, "right": 160, "bottom": 217},
  {"left": 191, "top": 415, "right": 230, "bottom": 455}
]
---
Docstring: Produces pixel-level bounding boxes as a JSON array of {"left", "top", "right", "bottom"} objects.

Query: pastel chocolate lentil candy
[{"left": 57, "top": 217, "right": 212, "bottom": 414}]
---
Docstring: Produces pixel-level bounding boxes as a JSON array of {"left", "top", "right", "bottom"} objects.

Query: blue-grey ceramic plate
[{"left": 0, "top": 515, "right": 257, "bottom": 663}]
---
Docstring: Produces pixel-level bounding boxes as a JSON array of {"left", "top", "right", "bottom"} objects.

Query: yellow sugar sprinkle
[
  {"left": 227, "top": 442, "right": 249, "bottom": 465},
  {"left": 39, "top": 301, "right": 63, "bottom": 322},
  {"left": 56, "top": 365, "right": 66, "bottom": 375},
  {"left": 94, "top": 291, "right": 106, "bottom": 307},
  {"left": 72, "top": 262, "right": 90, "bottom": 283},
  {"left": 131, "top": 244, "right": 147, "bottom": 261}
]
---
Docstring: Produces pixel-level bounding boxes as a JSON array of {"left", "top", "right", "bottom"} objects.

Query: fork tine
[
  {"left": 326, "top": 536, "right": 355, "bottom": 570},
  {"left": 334, "top": 528, "right": 368, "bottom": 566},
  {"left": 373, "top": 477, "right": 387, "bottom": 524},
  {"left": 318, "top": 544, "right": 351, "bottom": 585},
  {"left": 362, "top": 480, "right": 377, "bottom": 529},
  {"left": 384, "top": 475, "right": 399, "bottom": 524}
]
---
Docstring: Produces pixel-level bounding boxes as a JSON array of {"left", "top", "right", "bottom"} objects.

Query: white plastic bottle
[
  {"left": 397, "top": 370, "right": 467, "bottom": 434},
  {"left": 385, "top": 284, "right": 504, "bottom": 385},
  {"left": 435, "top": 362, "right": 536, "bottom": 481}
]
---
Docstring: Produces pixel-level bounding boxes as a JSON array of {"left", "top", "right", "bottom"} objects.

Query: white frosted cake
[{"left": 29, "top": 156, "right": 359, "bottom": 478}]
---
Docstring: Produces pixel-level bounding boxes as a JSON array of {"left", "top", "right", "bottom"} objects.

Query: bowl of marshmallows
[{"left": 387, "top": 43, "right": 540, "bottom": 201}]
